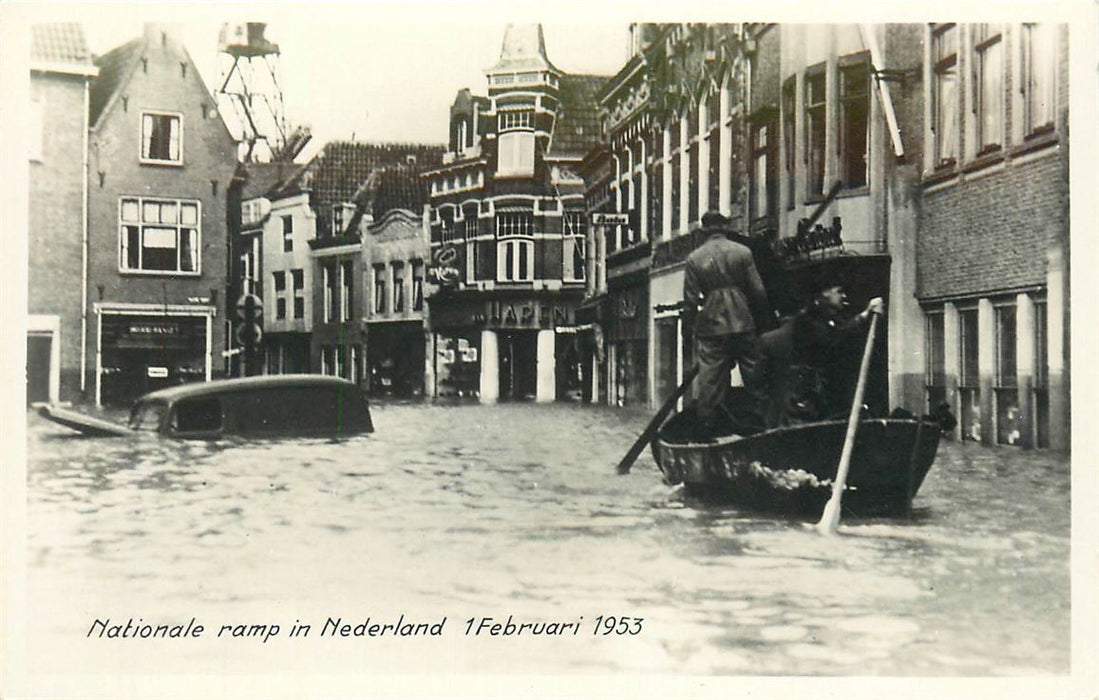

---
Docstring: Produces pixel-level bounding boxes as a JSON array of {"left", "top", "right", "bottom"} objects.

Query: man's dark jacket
[{"left": 683, "top": 233, "right": 770, "bottom": 338}]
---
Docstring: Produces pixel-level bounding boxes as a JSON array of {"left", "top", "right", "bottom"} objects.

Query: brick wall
[
  {"left": 918, "top": 150, "right": 1064, "bottom": 299},
  {"left": 28, "top": 72, "right": 89, "bottom": 399}
]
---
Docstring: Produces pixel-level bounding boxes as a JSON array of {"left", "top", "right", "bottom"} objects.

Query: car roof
[{"left": 136, "top": 375, "right": 360, "bottom": 404}]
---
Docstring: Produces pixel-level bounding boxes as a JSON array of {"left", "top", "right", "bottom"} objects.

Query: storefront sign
[
  {"left": 470, "top": 299, "right": 574, "bottom": 328},
  {"left": 147, "top": 366, "right": 169, "bottom": 378},
  {"left": 129, "top": 322, "right": 179, "bottom": 335},
  {"left": 428, "top": 245, "right": 461, "bottom": 287},
  {"left": 592, "top": 212, "right": 630, "bottom": 225}
]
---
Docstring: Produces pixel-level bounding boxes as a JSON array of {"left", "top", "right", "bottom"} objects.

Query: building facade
[
  {"left": 423, "top": 24, "right": 606, "bottom": 402},
  {"left": 85, "top": 23, "right": 239, "bottom": 406},
  {"left": 915, "top": 22, "right": 1069, "bottom": 450},
  {"left": 27, "top": 24, "right": 97, "bottom": 405}
]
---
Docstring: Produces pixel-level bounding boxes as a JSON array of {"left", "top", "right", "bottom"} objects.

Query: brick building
[
  {"left": 27, "top": 24, "right": 97, "bottom": 405},
  {"left": 915, "top": 23, "right": 1069, "bottom": 449},
  {"left": 423, "top": 24, "right": 607, "bottom": 402},
  {"left": 85, "top": 23, "right": 239, "bottom": 406}
]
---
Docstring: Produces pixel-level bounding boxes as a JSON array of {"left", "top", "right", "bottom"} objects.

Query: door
[{"left": 27, "top": 334, "right": 52, "bottom": 405}]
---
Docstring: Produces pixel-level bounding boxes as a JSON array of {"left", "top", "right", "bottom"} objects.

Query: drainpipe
[{"left": 80, "top": 76, "right": 90, "bottom": 395}]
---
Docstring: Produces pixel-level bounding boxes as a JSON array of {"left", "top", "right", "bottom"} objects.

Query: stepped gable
[{"left": 549, "top": 74, "right": 610, "bottom": 158}]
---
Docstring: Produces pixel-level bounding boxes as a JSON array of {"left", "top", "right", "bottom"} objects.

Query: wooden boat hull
[{"left": 652, "top": 418, "right": 941, "bottom": 517}]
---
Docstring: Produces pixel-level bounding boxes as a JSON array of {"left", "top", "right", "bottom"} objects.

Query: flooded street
[{"left": 23, "top": 400, "right": 1070, "bottom": 677}]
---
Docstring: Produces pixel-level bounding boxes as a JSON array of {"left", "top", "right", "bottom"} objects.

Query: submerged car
[{"left": 37, "top": 375, "right": 374, "bottom": 439}]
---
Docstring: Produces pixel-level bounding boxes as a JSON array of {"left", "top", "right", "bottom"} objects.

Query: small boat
[
  {"left": 651, "top": 397, "right": 942, "bottom": 517},
  {"left": 36, "top": 375, "right": 374, "bottom": 439}
]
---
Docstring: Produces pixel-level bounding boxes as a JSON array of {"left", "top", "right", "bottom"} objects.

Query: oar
[
  {"left": 817, "top": 310, "right": 881, "bottom": 535},
  {"left": 616, "top": 365, "right": 700, "bottom": 475}
]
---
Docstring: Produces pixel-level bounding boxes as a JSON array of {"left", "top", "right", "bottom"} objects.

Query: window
[
  {"left": 140, "top": 112, "right": 182, "bottom": 164},
  {"left": 340, "top": 260, "right": 353, "bottom": 322},
  {"left": 292, "top": 269, "right": 305, "bottom": 319},
  {"left": 411, "top": 260, "right": 424, "bottom": 311},
  {"left": 321, "top": 345, "right": 334, "bottom": 376},
  {"left": 498, "top": 110, "right": 535, "bottom": 176},
  {"left": 782, "top": 77, "right": 796, "bottom": 210},
  {"left": 931, "top": 24, "right": 959, "bottom": 168},
  {"left": 805, "top": 68, "right": 826, "bottom": 198},
  {"left": 496, "top": 212, "right": 532, "bottom": 238},
  {"left": 323, "top": 262, "right": 337, "bottom": 323},
  {"left": 171, "top": 398, "right": 223, "bottom": 434},
  {"left": 119, "top": 196, "right": 200, "bottom": 274},
  {"left": 282, "top": 215, "right": 293, "bottom": 252},
  {"left": 958, "top": 308, "right": 980, "bottom": 441},
  {"left": 925, "top": 310, "right": 946, "bottom": 413},
  {"left": 273, "top": 271, "right": 287, "bottom": 319},
  {"left": 563, "top": 212, "right": 586, "bottom": 282},
  {"left": 972, "top": 24, "right": 1004, "bottom": 154},
  {"left": 994, "top": 303, "right": 1020, "bottom": 445},
  {"left": 373, "top": 264, "right": 386, "bottom": 314},
  {"left": 498, "top": 239, "right": 534, "bottom": 282},
  {"left": 392, "top": 262, "right": 405, "bottom": 313},
  {"left": 1021, "top": 23, "right": 1057, "bottom": 137},
  {"left": 240, "top": 251, "right": 255, "bottom": 295},
  {"left": 839, "top": 60, "right": 870, "bottom": 189},
  {"left": 332, "top": 206, "right": 345, "bottom": 236},
  {"left": 439, "top": 209, "right": 456, "bottom": 243},
  {"left": 749, "top": 117, "right": 776, "bottom": 225},
  {"left": 464, "top": 214, "right": 479, "bottom": 283}
]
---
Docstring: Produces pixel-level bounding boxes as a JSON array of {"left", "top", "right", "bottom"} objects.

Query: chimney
[{"left": 144, "top": 23, "right": 183, "bottom": 49}]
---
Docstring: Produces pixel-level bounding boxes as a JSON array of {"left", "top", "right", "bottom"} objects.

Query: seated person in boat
[{"left": 760, "top": 284, "right": 883, "bottom": 427}]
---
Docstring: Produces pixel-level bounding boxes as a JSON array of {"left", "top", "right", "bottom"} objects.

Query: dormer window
[{"left": 140, "top": 111, "right": 182, "bottom": 164}]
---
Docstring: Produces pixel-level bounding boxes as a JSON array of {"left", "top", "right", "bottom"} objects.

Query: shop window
[
  {"left": 273, "top": 271, "right": 287, "bottom": 319},
  {"left": 931, "top": 24, "right": 959, "bottom": 168},
  {"left": 282, "top": 215, "right": 293, "bottom": 252},
  {"left": 839, "top": 59, "right": 870, "bottom": 189},
  {"left": 994, "top": 303, "right": 1020, "bottom": 445},
  {"left": 498, "top": 110, "right": 534, "bottom": 176},
  {"left": 118, "top": 196, "right": 200, "bottom": 274},
  {"left": 373, "top": 264, "right": 386, "bottom": 315},
  {"left": 805, "top": 67, "right": 826, "bottom": 198},
  {"left": 140, "top": 111, "right": 182, "bottom": 164},
  {"left": 925, "top": 310, "right": 946, "bottom": 414},
  {"left": 958, "top": 308, "right": 980, "bottom": 441},
  {"left": 292, "top": 269, "right": 305, "bottom": 319},
  {"left": 1021, "top": 23, "right": 1057, "bottom": 138},
  {"left": 411, "top": 260, "right": 424, "bottom": 311},
  {"left": 972, "top": 24, "right": 1004, "bottom": 155}
]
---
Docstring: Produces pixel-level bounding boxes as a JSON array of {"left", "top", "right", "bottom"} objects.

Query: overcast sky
[{"left": 15, "top": 3, "right": 631, "bottom": 160}]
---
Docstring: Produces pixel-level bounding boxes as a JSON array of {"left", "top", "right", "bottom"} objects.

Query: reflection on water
[{"left": 25, "top": 401, "right": 1069, "bottom": 675}]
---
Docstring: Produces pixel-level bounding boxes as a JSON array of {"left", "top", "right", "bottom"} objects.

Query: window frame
[
  {"left": 497, "top": 109, "right": 536, "bottom": 177},
  {"left": 291, "top": 269, "right": 305, "bottom": 319},
  {"left": 118, "top": 196, "right": 202, "bottom": 276},
  {"left": 930, "top": 23, "right": 960, "bottom": 170},
  {"left": 562, "top": 211, "right": 586, "bottom": 282},
  {"left": 273, "top": 271, "right": 287, "bottom": 320},
  {"left": 139, "top": 110, "right": 183, "bottom": 166},
  {"left": 282, "top": 215, "right": 294, "bottom": 252},
  {"left": 971, "top": 23, "right": 1005, "bottom": 157},
  {"left": 804, "top": 64, "right": 827, "bottom": 200},
  {"left": 838, "top": 54, "right": 871, "bottom": 190},
  {"left": 1020, "top": 23, "right": 1057, "bottom": 139}
]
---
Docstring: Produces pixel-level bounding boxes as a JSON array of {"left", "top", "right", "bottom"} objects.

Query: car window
[
  {"left": 129, "top": 401, "right": 166, "bottom": 432},
  {"left": 171, "top": 397, "right": 223, "bottom": 434}
]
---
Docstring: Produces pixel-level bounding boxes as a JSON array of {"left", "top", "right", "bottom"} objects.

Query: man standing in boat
[
  {"left": 683, "top": 211, "right": 773, "bottom": 437},
  {"left": 762, "top": 282, "right": 884, "bottom": 426}
]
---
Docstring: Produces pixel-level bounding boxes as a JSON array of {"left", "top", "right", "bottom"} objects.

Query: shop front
[
  {"left": 367, "top": 321, "right": 427, "bottom": 397},
  {"left": 605, "top": 277, "right": 648, "bottom": 408},
  {"left": 427, "top": 289, "right": 582, "bottom": 402},
  {"left": 95, "top": 304, "right": 215, "bottom": 407}
]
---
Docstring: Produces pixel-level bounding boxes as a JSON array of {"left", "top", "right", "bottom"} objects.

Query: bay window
[{"left": 498, "top": 110, "right": 535, "bottom": 176}]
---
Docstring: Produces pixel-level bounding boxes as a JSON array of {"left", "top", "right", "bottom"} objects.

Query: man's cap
[{"left": 700, "top": 210, "right": 731, "bottom": 231}]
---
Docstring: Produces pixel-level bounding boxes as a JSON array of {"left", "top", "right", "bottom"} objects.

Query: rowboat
[{"left": 651, "top": 403, "right": 941, "bottom": 517}]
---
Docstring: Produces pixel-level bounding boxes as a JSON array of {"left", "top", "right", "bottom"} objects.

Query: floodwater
[{"left": 22, "top": 400, "right": 1070, "bottom": 677}]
